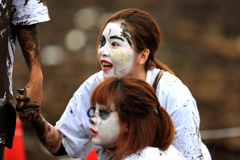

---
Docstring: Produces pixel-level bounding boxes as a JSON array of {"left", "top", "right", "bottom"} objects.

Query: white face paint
[
  {"left": 98, "top": 22, "right": 137, "bottom": 78},
  {"left": 89, "top": 103, "right": 121, "bottom": 147}
]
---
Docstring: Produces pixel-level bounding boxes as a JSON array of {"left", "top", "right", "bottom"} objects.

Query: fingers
[
  {"left": 18, "top": 110, "right": 40, "bottom": 122},
  {"left": 16, "top": 87, "right": 30, "bottom": 110},
  {"left": 17, "top": 88, "right": 25, "bottom": 94},
  {"left": 16, "top": 87, "right": 41, "bottom": 122},
  {"left": 16, "top": 95, "right": 30, "bottom": 111},
  {"left": 16, "top": 96, "right": 30, "bottom": 103},
  {"left": 16, "top": 102, "right": 40, "bottom": 112},
  {"left": 17, "top": 85, "right": 43, "bottom": 105},
  {"left": 16, "top": 94, "right": 30, "bottom": 101},
  {"left": 17, "top": 104, "right": 40, "bottom": 122}
]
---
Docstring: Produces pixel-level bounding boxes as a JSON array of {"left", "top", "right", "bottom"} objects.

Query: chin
[
  {"left": 92, "top": 138, "right": 101, "bottom": 146},
  {"left": 103, "top": 73, "right": 115, "bottom": 78},
  {"left": 92, "top": 139, "right": 115, "bottom": 147}
]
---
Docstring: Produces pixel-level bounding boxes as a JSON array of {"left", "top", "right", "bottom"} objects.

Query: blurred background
[{"left": 12, "top": 0, "right": 240, "bottom": 159}]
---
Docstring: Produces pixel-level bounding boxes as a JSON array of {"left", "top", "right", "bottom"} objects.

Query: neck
[
  {"left": 105, "top": 146, "right": 120, "bottom": 160},
  {"left": 131, "top": 65, "right": 147, "bottom": 81}
]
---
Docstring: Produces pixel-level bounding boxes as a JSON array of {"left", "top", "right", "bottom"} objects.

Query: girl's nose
[
  {"left": 89, "top": 117, "right": 94, "bottom": 124},
  {"left": 103, "top": 51, "right": 110, "bottom": 56},
  {"left": 99, "top": 47, "right": 110, "bottom": 57}
]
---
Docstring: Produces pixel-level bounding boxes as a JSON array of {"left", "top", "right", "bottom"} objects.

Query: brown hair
[
  {"left": 96, "top": 8, "right": 174, "bottom": 75},
  {"left": 90, "top": 76, "right": 174, "bottom": 159}
]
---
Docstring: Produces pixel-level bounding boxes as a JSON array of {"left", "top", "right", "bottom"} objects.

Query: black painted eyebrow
[{"left": 110, "top": 36, "right": 125, "bottom": 42}]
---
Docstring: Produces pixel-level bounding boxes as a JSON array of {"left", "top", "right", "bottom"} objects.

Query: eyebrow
[{"left": 110, "top": 36, "right": 125, "bottom": 42}]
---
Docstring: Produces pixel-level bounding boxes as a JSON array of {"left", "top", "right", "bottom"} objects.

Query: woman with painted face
[
  {"left": 89, "top": 76, "right": 186, "bottom": 160},
  {"left": 16, "top": 8, "right": 211, "bottom": 160}
]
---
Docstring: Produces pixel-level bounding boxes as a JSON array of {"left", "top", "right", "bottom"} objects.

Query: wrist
[
  {"left": 29, "top": 66, "right": 43, "bottom": 84},
  {"left": 31, "top": 114, "right": 43, "bottom": 124}
]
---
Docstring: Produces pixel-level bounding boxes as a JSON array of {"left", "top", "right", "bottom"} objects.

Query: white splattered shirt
[
  {"left": 55, "top": 68, "right": 211, "bottom": 160},
  {"left": 123, "top": 146, "right": 186, "bottom": 160},
  {"left": 0, "top": 0, "right": 49, "bottom": 106}
]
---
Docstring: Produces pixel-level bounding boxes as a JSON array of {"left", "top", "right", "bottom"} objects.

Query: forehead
[
  {"left": 96, "top": 102, "right": 116, "bottom": 111},
  {"left": 102, "top": 22, "right": 133, "bottom": 47},
  {"left": 103, "top": 22, "right": 122, "bottom": 35}
]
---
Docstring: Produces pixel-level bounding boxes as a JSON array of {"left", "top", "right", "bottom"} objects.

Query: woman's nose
[
  {"left": 89, "top": 117, "right": 94, "bottom": 124},
  {"left": 99, "top": 47, "right": 110, "bottom": 57}
]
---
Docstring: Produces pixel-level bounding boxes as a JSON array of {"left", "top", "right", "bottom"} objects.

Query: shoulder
[
  {"left": 124, "top": 146, "right": 185, "bottom": 160},
  {"left": 148, "top": 69, "right": 198, "bottom": 116},
  {"left": 146, "top": 68, "right": 161, "bottom": 86},
  {"left": 146, "top": 68, "right": 183, "bottom": 86},
  {"left": 161, "top": 71, "right": 185, "bottom": 88},
  {"left": 11, "top": 0, "right": 50, "bottom": 25},
  {"left": 159, "top": 71, "right": 194, "bottom": 101},
  {"left": 159, "top": 145, "right": 186, "bottom": 160},
  {"left": 124, "top": 147, "right": 162, "bottom": 160},
  {"left": 146, "top": 68, "right": 190, "bottom": 96},
  {"left": 74, "top": 71, "right": 104, "bottom": 97}
]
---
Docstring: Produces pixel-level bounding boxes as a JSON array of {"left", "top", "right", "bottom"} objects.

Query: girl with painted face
[
  {"left": 96, "top": 12, "right": 174, "bottom": 79},
  {"left": 89, "top": 76, "right": 186, "bottom": 160},
  {"left": 16, "top": 8, "right": 211, "bottom": 160}
]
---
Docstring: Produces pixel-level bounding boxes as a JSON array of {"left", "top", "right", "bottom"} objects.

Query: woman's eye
[
  {"left": 112, "top": 42, "right": 119, "bottom": 47},
  {"left": 99, "top": 109, "right": 108, "bottom": 116}
]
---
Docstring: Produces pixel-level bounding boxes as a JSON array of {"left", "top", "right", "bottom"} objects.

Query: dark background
[{"left": 12, "top": 0, "right": 240, "bottom": 159}]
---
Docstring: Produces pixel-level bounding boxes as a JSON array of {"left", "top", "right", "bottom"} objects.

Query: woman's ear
[
  {"left": 137, "top": 49, "right": 150, "bottom": 65},
  {"left": 123, "top": 123, "right": 129, "bottom": 135},
  {"left": 121, "top": 122, "right": 129, "bottom": 135}
]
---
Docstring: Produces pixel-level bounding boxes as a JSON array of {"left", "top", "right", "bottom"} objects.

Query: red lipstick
[
  {"left": 100, "top": 59, "right": 113, "bottom": 71},
  {"left": 90, "top": 128, "right": 98, "bottom": 137}
]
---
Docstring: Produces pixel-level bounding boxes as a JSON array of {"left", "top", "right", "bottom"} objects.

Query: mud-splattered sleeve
[
  {"left": 157, "top": 72, "right": 204, "bottom": 160},
  {"left": 11, "top": 0, "right": 50, "bottom": 25},
  {"left": 55, "top": 72, "right": 104, "bottom": 158}
]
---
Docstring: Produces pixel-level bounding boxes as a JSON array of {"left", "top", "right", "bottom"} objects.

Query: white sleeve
[
  {"left": 55, "top": 72, "right": 104, "bottom": 159},
  {"left": 157, "top": 72, "right": 204, "bottom": 160},
  {"left": 55, "top": 86, "right": 94, "bottom": 158},
  {"left": 11, "top": 0, "right": 50, "bottom": 25}
]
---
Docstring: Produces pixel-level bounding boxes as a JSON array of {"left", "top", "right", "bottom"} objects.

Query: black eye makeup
[
  {"left": 87, "top": 104, "right": 110, "bottom": 119},
  {"left": 87, "top": 105, "right": 96, "bottom": 117},
  {"left": 99, "top": 35, "right": 106, "bottom": 48},
  {"left": 98, "top": 106, "right": 110, "bottom": 120},
  {"left": 110, "top": 36, "right": 124, "bottom": 42},
  {"left": 88, "top": 104, "right": 117, "bottom": 120}
]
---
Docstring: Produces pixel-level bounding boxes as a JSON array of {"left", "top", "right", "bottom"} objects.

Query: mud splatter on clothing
[
  {"left": 124, "top": 146, "right": 186, "bottom": 160},
  {"left": 55, "top": 69, "right": 211, "bottom": 160}
]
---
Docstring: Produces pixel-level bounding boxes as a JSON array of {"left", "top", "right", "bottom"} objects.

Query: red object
[
  {"left": 4, "top": 117, "right": 26, "bottom": 160},
  {"left": 85, "top": 148, "right": 98, "bottom": 160}
]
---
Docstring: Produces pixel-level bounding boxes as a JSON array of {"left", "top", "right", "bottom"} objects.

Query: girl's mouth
[
  {"left": 90, "top": 128, "right": 98, "bottom": 137},
  {"left": 101, "top": 60, "right": 113, "bottom": 71}
]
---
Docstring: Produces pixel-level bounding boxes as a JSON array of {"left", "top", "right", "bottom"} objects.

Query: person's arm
[
  {"left": 15, "top": 24, "right": 67, "bottom": 155},
  {"left": 16, "top": 95, "right": 66, "bottom": 155},
  {"left": 16, "top": 24, "right": 43, "bottom": 106},
  {"left": 17, "top": 72, "right": 104, "bottom": 158},
  {"left": 30, "top": 115, "right": 65, "bottom": 155}
]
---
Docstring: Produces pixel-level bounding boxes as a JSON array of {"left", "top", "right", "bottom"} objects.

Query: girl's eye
[
  {"left": 112, "top": 42, "right": 119, "bottom": 47},
  {"left": 99, "top": 108, "right": 109, "bottom": 116}
]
